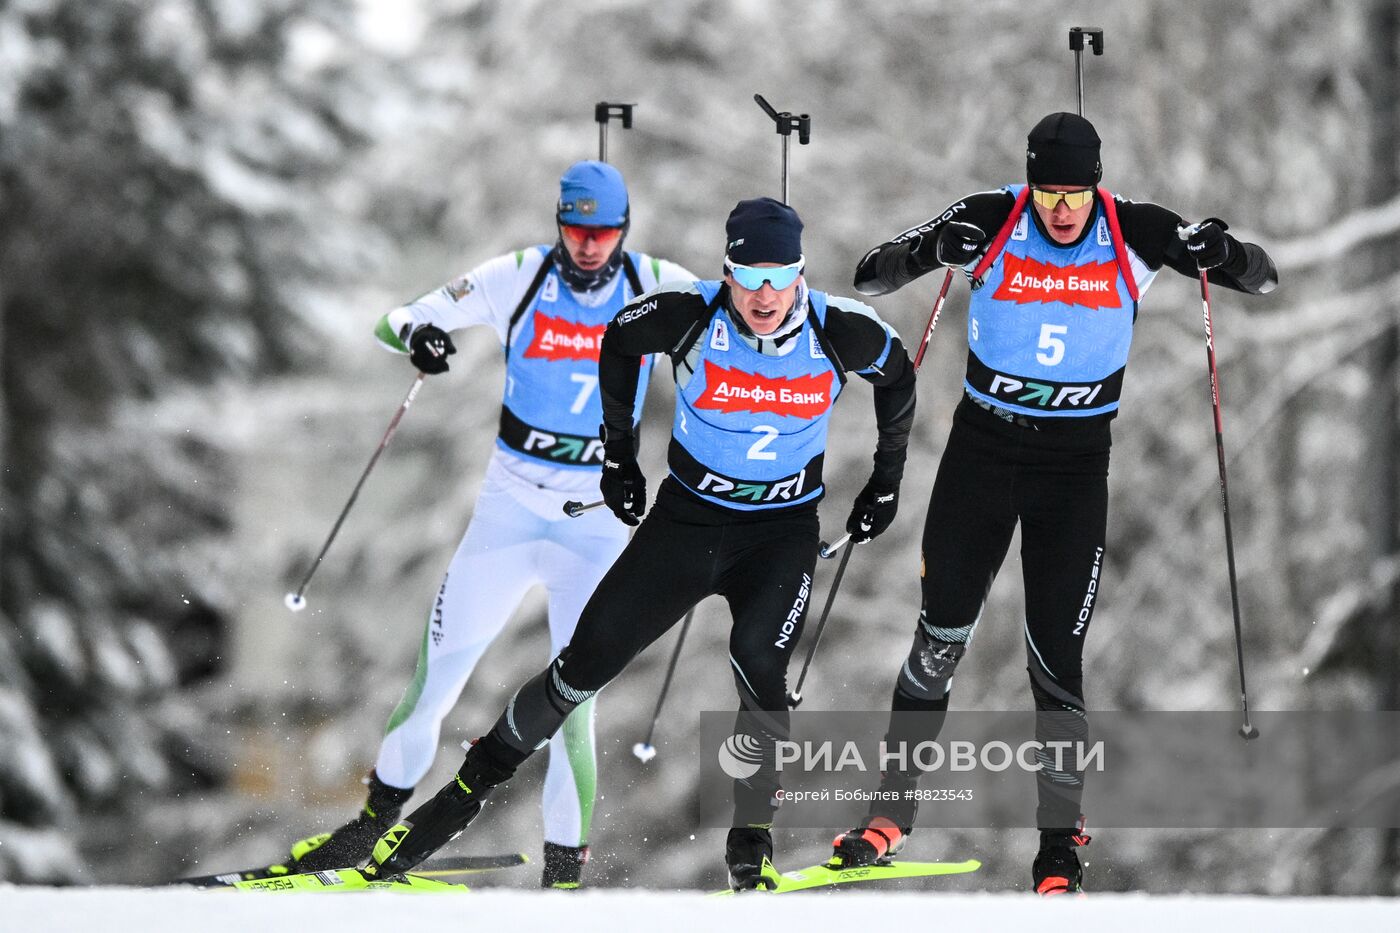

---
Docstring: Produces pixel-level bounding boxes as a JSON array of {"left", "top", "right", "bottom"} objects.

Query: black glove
[
  {"left": 846, "top": 478, "right": 900, "bottom": 544},
  {"left": 932, "top": 221, "right": 986, "bottom": 267},
  {"left": 600, "top": 431, "right": 646, "bottom": 526},
  {"left": 408, "top": 324, "right": 457, "bottom": 374},
  {"left": 1184, "top": 219, "right": 1230, "bottom": 270}
]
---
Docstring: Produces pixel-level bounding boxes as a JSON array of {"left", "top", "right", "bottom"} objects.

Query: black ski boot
[
  {"left": 364, "top": 743, "right": 515, "bottom": 879},
  {"left": 831, "top": 780, "right": 918, "bottom": 868},
  {"left": 726, "top": 825, "right": 779, "bottom": 892},
  {"left": 293, "top": 772, "right": 413, "bottom": 872},
  {"left": 1032, "top": 828, "right": 1091, "bottom": 896},
  {"left": 540, "top": 842, "right": 590, "bottom": 890}
]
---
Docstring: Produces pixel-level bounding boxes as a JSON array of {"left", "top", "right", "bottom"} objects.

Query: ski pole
[
  {"left": 819, "top": 534, "right": 851, "bottom": 559},
  {"left": 913, "top": 268, "right": 956, "bottom": 371},
  {"left": 285, "top": 374, "right": 426, "bottom": 612},
  {"left": 562, "top": 498, "right": 606, "bottom": 518},
  {"left": 594, "top": 101, "right": 635, "bottom": 162},
  {"left": 787, "top": 541, "right": 854, "bottom": 708},
  {"left": 1182, "top": 225, "right": 1259, "bottom": 740},
  {"left": 788, "top": 255, "right": 948, "bottom": 701},
  {"left": 632, "top": 605, "right": 698, "bottom": 762},
  {"left": 1068, "top": 27, "right": 1104, "bottom": 117},
  {"left": 753, "top": 94, "right": 811, "bottom": 205}
]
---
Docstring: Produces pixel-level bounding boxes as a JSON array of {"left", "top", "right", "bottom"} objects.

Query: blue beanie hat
[
  {"left": 558, "top": 160, "right": 629, "bottom": 226},
  {"left": 725, "top": 197, "right": 803, "bottom": 265}
]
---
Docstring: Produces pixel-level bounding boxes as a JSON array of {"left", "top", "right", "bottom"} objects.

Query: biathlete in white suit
[{"left": 291, "top": 161, "right": 695, "bottom": 889}]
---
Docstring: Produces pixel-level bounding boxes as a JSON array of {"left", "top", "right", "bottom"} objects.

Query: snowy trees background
[{"left": 1, "top": 0, "right": 1396, "bottom": 895}]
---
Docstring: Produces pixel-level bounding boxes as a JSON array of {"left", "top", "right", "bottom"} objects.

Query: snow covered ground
[{"left": 7, "top": 888, "right": 1400, "bottom": 933}]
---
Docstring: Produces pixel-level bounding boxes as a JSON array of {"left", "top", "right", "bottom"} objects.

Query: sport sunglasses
[
  {"left": 724, "top": 257, "right": 805, "bottom": 291},
  {"left": 560, "top": 224, "right": 625, "bottom": 248},
  {"left": 1029, "top": 187, "right": 1096, "bottom": 211}
]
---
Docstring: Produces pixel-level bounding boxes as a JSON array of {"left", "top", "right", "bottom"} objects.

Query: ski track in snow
[{"left": 5, "top": 888, "right": 1400, "bottom": 933}]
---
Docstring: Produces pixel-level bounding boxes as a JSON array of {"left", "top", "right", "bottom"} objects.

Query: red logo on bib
[
  {"left": 524, "top": 315, "right": 604, "bottom": 361},
  {"left": 993, "top": 254, "right": 1121, "bottom": 309},
  {"left": 694, "top": 361, "right": 833, "bottom": 418}
]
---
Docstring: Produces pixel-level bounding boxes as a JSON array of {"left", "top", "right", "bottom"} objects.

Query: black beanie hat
[
  {"left": 1026, "top": 112, "right": 1102, "bottom": 186},
  {"left": 725, "top": 197, "right": 804, "bottom": 265}
]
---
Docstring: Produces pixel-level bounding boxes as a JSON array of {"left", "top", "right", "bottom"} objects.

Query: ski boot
[
  {"left": 364, "top": 743, "right": 515, "bottom": 879},
  {"left": 831, "top": 815, "right": 909, "bottom": 868},
  {"left": 540, "top": 842, "right": 590, "bottom": 890},
  {"left": 293, "top": 771, "right": 413, "bottom": 872},
  {"left": 1032, "top": 828, "right": 1091, "bottom": 896},
  {"left": 726, "top": 824, "right": 781, "bottom": 892}
]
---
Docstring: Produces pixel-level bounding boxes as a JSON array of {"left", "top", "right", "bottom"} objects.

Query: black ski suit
[
  {"left": 474, "top": 279, "right": 916, "bottom": 826},
  {"left": 856, "top": 188, "right": 1277, "bottom": 831}
]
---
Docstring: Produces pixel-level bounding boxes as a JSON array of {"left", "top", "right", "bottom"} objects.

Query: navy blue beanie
[{"left": 725, "top": 197, "right": 803, "bottom": 265}]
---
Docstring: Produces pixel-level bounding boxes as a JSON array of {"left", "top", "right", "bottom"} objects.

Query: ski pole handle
[{"left": 563, "top": 499, "right": 606, "bottom": 518}]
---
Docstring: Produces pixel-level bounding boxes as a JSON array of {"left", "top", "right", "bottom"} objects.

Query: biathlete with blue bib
[
  {"left": 360, "top": 197, "right": 918, "bottom": 892},
  {"left": 289, "top": 161, "right": 695, "bottom": 889},
  {"left": 828, "top": 113, "right": 1278, "bottom": 895}
]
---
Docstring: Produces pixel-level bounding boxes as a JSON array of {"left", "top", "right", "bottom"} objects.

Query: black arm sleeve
[
  {"left": 868, "top": 350, "right": 917, "bottom": 487},
  {"left": 1114, "top": 197, "right": 1279, "bottom": 295},
  {"left": 598, "top": 286, "right": 712, "bottom": 437},
  {"left": 853, "top": 191, "right": 1016, "bottom": 296},
  {"left": 822, "top": 301, "right": 917, "bottom": 487}
]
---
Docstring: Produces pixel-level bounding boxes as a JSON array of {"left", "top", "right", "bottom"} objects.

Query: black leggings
[
  {"left": 481, "top": 478, "right": 820, "bottom": 824},
  {"left": 887, "top": 397, "right": 1110, "bottom": 830}
]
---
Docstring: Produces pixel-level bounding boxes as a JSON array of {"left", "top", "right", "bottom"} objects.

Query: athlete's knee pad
[{"left": 895, "top": 615, "right": 973, "bottom": 703}]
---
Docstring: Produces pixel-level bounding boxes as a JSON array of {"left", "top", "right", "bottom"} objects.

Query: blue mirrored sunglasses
[{"left": 724, "top": 257, "right": 805, "bottom": 291}]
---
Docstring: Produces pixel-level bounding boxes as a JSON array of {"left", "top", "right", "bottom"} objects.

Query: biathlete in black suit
[
  {"left": 363, "top": 197, "right": 918, "bottom": 891},
  {"left": 829, "top": 112, "right": 1278, "bottom": 896}
]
